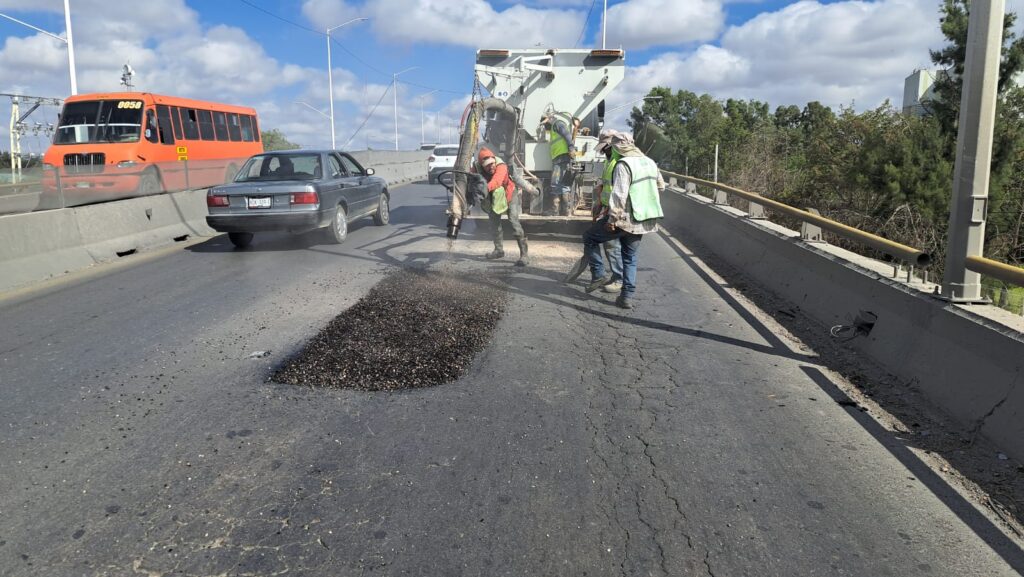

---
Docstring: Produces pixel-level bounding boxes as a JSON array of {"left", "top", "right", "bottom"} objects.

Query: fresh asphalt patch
[{"left": 273, "top": 267, "right": 509, "bottom": 390}]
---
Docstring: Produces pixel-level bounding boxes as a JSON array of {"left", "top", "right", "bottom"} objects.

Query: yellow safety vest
[
  {"left": 600, "top": 150, "right": 620, "bottom": 206},
  {"left": 618, "top": 156, "right": 663, "bottom": 221},
  {"left": 548, "top": 112, "right": 574, "bottom": 160}
]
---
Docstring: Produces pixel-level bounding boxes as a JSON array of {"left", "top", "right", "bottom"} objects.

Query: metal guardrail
[
  {"left": 662, "top": 170, "right": 932, "bottom": 268},
  {"left": 965, "top": 255, "right": 1024, "bottom": 289}
]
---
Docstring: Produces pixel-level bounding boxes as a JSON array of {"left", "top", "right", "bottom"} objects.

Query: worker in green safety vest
[
  {"left": 541, "top": 111, "right": 581, "bottom": 216},
  {"left": 581, "top": 131, "right": 665, "bottom": 309}
]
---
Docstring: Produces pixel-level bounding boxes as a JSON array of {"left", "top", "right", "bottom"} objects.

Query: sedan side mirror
[{"left": 364, "top": 167, "right": 376, "bottom": 176}]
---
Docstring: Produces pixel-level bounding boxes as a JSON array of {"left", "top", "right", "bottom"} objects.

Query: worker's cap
[
  {"left": 596, "top": 129, "right": 630, "bottom": 154},
  {"left": 477, "top": 147, "right": 496, "bottom": 167}
]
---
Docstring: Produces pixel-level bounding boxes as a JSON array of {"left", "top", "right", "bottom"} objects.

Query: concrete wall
[
  {"left": 659, "top": 187, "right": 1024, "bottom": 462},
  {"left": 0, "top": 151, "right": 429, "bottom": 292},
  {"left": 350, "top": 150, "right": 429, "bottom": 187}
]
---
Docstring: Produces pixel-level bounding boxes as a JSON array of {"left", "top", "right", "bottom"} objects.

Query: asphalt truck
[{"left": 443, "top": 48, "right": 626, "bottom": 238}]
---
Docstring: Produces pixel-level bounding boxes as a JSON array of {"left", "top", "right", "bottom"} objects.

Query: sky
[{"left": 0, "top": 0, "right": 1020, "bottom": 154}]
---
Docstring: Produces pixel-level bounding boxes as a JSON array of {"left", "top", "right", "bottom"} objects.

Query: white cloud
[
  {"left": 602, "top": 0, "right": 725, "bottom": 49},
  {"left": 301, "top": 0, "right": 364, "bottom": 31},
  {"left": 364, "top": 0, "right": 585, "bottom": 48},
  {"left": 607, "top": 0, "right": 946, "bottom": 127}
]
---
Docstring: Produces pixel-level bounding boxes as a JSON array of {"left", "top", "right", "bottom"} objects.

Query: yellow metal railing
[
  {"left": 662, "top": 170, "right": 932, "bottom": 268},
  {"left": 966, "top": 255, "right": 1024, "bottom": 289}
]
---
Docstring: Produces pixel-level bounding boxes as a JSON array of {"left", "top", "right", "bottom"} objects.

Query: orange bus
[{"left": 42, "top": 92, "right": 263, "bottom": 206}]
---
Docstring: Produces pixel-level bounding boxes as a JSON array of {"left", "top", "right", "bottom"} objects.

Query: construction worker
[
  {"left": 541, "top": 111, "right": 581, "bottom": 216},
  {"left": 563, "top": 129, "right": 623, "bottom": 289},
  {"left": 582, "top": 132, "right": 665, "bottom": 309},
  {"left": 474, "top": 147, "right": 529, "bottom": 266}
]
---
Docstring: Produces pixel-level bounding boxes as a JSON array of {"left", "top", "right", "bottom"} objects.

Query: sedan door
[{"left": 337, "top": 153, "right": 376, "bottom": 217}]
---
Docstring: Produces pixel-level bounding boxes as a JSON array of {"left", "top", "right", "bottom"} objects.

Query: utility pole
[
  {"left": 63, "top": 0, "right": 77, "bottom": 95},
  {"left": 941, "top": 0, "right": 1005, "bottom": 302}
]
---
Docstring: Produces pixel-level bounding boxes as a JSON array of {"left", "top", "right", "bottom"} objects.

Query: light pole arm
[{"left": 0, "top": 12, "right": 65, "bottom": 42}]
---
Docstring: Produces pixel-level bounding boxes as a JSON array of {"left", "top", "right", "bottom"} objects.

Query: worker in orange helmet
[{"left": 473, "top": 147, "right": 528, "bottom": 266}]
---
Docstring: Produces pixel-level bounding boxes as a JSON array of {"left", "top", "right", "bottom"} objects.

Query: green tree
[{"left": 260, "top": 129, "right": 300, "bottom": 151}]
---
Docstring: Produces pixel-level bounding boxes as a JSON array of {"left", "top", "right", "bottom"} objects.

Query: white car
[{"left": 427, "top": 145, "right": 458, "bottom": 184}]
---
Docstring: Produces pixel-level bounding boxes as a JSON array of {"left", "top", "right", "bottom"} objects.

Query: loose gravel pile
[{"left": 273, "top": 268, "right": 509, "bottom": 390}]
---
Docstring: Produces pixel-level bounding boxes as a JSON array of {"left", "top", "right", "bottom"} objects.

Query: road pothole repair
[{"left": 273, "top": 268, "right": 509, "bottom": 390}]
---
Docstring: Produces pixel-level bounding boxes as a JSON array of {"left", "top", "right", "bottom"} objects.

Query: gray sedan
[{"left": 205, "top": 150, "right": 389, "bottom": 248}]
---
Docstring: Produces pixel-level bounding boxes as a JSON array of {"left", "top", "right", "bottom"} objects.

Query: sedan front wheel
[{"left": 329, "top": 204, "right": 348, "bottom": 244}]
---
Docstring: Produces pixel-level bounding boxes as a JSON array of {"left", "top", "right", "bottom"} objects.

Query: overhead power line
[
  {"left": 575, "top": 0, "right": 599, "bottom": 48},
  {"left": 343, "top": 82, "right": 391, "bottom": 149},
  {"left": 235, "top": 0, "right": 460, "bottom": 96}
]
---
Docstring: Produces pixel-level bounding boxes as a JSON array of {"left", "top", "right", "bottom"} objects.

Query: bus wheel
[
  {"left": 137, "top": 171, "right": 161, "bottom": 195},
  {"left": 228, "top": 232, "right": 253, "bottom": 249}
]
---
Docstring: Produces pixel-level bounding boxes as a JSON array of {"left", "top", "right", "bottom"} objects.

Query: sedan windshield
[
  {"left": 237, "top": 153, "right": 322, "bottom": 181},
  {"left": 54, "top": 100, "right": 143, "bottom": 144}
]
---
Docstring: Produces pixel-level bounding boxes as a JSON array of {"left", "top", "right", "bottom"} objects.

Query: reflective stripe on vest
[
  {"left": 619, "top": 156, "right": 663, "bottom": 221},
  {"left": 548, "top": 112, "right": 573, "bottom": 159}
]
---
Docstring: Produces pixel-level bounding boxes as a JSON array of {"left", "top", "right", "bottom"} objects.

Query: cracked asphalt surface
[{"left": 1, "top": 182, "right": 1022, "bottom": 576}]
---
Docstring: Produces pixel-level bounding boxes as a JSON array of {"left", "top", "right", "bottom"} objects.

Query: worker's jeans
[
  {"left": 550, "top": 155, "right": 572, "bottom": 197},
  {"left": 486, "top": 190, "right": 525, "bottom": 251},
  {"left": 603, "top": 238, "right": 623, "bottom": 282},
  {"left": 583, "top": 218, "right": 643, "bottom": 298}
]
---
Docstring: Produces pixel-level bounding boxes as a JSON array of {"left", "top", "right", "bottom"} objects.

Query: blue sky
[{"left": 0, "top": 0, "right": 998, "bottom": 153}]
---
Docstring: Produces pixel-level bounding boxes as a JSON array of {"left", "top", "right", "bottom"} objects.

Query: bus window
[
  {"left": 227, "top": 113, "right": 242, "bottom": 141},
  {"left": 198, "top": 110, "right": 215, "bottom": 141},
  {"left": 156, "top": 105, "right": 175, "bottom": 144},
  {"left": 213, "top": 111, "right": 229, "bottom": 141},
  {"left": 240, "top": 115, "right": 253, "bottom": 142},
  {"left": 181, "top": 108, "right": 200, "bottom": 140},
  {"left": 170, "top": 106, "right": 183, "bottom": 140},
  {"left": 145, "top": 110, "right": 159, "bottom": 144},
  {"left": 251, "top": 115, "right": 260, "bottom": 141}
]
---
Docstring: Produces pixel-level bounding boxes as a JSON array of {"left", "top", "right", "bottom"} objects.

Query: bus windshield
[{"left": 54, "top": 100, "right": 144, "bottom": 145}]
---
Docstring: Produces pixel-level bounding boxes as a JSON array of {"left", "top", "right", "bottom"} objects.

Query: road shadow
[{"left": 658, "top": 227, "right": 1024, "bottom": 569}]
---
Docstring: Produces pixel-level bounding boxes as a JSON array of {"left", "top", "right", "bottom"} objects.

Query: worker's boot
[
  {"left": 515, "top": 238, "right": 530, "bottom": 267},
  {"left": 485, "top": 246, "right": 504, "bottom": 260},
  {"left": 546, "top": 196, "right": 560, "bottom": 217}
]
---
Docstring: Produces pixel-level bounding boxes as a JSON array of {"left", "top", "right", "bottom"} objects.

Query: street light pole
[
  {"left": 325, "top": 17, "right": 368, "bottom": 149},
  {"left": 941, "top": 0, "right": 1005, "bottom": 301},
  {"left": 63, "top": 0, "right": 76, "bottom": 95},
  {"left": 418, "top": 90, "right": 439, "bottom": 146},
  {"left": 0, "top": 7, "right": 77, "bottom": 94},
  {"left": 391, "top": 66, "right": 418, "bottom": 150}
]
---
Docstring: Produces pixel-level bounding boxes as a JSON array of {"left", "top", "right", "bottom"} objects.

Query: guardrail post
[
  {"left": 801, "top": 208, "right": 824, "bottom": 243},
  {"left": 747, "top": 201, "right": 766, "bottom": 219},
  {"left": 941, "top": 0, "right": 1003, "bottom": 303},
  {"left": 713, "top": 186, "right": 728, "bottom": 205},
  {"left": 685, "top": 182, "right": 696, "bottom": 195}
]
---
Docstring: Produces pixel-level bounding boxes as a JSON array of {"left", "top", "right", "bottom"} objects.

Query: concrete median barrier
[
  {"left": 660, "top": 186, "right": 1024, "bottom": 463},
  {"left": 0, "top": 151, "right": 428, "bottom": 292},
  {"left": 0, "top": 209, "right": 93, "bottom": 291}
]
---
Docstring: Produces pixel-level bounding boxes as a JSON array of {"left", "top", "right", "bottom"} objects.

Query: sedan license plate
[{"left": 247, "top": 196, "right": 272, "bottom": 209}]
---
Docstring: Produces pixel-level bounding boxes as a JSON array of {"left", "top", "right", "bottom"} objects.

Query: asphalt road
[{"left": 1, "top": 182, "right": 1022, "bottom": 576}]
